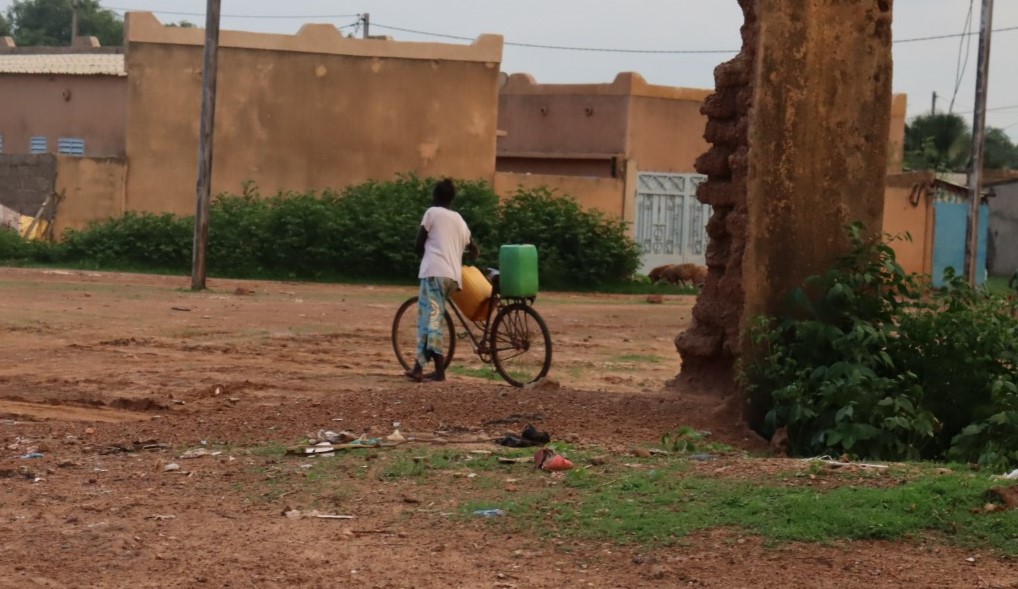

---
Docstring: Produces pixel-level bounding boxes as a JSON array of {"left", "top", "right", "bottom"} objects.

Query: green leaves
[{"left": 747, "top": 223, "right": 1018, "bottom": 467}]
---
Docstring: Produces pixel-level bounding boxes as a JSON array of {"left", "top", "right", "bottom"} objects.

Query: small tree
[{"left": 6, "top": 0, "right": 123, "bottom": 46}]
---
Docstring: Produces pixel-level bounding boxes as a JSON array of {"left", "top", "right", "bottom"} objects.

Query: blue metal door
[{"left": 932, "top": 202, "right": 989, "bottom": 287}]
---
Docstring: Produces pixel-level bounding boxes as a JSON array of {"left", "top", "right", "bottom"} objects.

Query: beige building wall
[
  {"left": 0, "top": 74, "right": 127, "bottom": 156},
  {"left": 53, "top": 156, "right": 127, "bottom": 236},
  {"left": 124, "top": 12, "right": 503, "bottom": 216},
  {"left": 883, "top": 172, "right": 934, "bottom": 276},
  {"left": 626, "top": 86, "right": 711, "bottom": 173},
  {"left": 493, "top": 171, "right": 626, "bottom": 217}
]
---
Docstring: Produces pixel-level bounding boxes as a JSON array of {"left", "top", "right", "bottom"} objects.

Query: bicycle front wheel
[
  {"left": 391, "top": 296, "right": 456, "bottom": 371},
  {"left": 490, "top": 302, "right": 552, "bottom": 387}
]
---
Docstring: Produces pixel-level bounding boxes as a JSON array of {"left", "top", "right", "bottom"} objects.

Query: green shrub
[
  {"left": 30, "top": 176, "right": 640, "bottom": 287},
  {"left": 746, "top": 223, "right": 1018, "bottom": 467},
  {"left": 0, "top": 229, "right": 30, "bottom": 261},
  {"left": 207, "top": 191, "right": 272, "bottom": 277},
  {"left": 60, "top": 211, "right": 191, "bottom": 270},
  {"left": 326, "top": 174, "right": 500, "bottom": 280},
  {"left": 495, "top": 187, "right": 641, "bottom": 289}
]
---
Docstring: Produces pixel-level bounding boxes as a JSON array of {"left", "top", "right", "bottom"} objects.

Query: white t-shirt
[{"left": 418, "top": 206, "right": 471, "bottom": 287}]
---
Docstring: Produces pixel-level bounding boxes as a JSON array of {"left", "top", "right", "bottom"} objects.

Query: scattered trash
[
  {"left": 804, "top": 456, "right": 889, "bottom": 470},
  {"left": 179, "top": 448, "right": 213, "bottom": 459},
  {"left": 20, "top": 453, "right": 44, "bottom": 459},
  {"left": 496, "top": 456, "right": 531, "bottom": 465},
  {"left": 283, "top": 507, "right": 354, "bottom": 520},
  {"left": 1003, "top": 469, "right": 1018, "bottom": 480},
  {"left": 689, "top": 454, "right": 716, "bottom": 462},
  {"left": 99, "top": 441, "right": 171, "bottom": 455},
  {"left": 522, "top": 424, "right": 550, "bottom": 445},
  {"left": 385, "top": 429, "right": 406, "bottom": 443},
  {"left": 534, "top": 448, "right": 574, "bottom": 472},
  {"left": 495, "top": 424, "right": 550, "bottom": 448},
  {"left": 170, "top": 306, "right": 191, "bottom": 312},
  {"left": 145, "top": 514, "right": 176, "bottom": 521},
  {"left": 163, "top": 463, "right": 181, "bottom": 472},
  {"left": 315, "top": 430, "right": 358, "bottom": 444},
  {"left": 473, "top": 509, "right": 504, "bottom": 517}
]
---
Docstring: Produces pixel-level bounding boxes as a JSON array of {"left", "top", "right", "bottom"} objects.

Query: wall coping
[
  {"left": 125, "top": 12, "right": 503, "bottom": 64},
  {"left": 500, "top": 72, "right": 712, "bottom": 101}
]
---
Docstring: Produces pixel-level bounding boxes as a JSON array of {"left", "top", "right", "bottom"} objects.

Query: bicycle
[{"left": 391, "top": 270, "right": 552, "bottom": 387}]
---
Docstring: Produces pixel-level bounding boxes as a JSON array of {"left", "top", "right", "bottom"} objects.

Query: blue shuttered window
[
  {"left": 29, "top": 136, "right": 48, "bottom": 154},
  {"left": 57, "top": 137, "right": 85, "bottom": 156}
]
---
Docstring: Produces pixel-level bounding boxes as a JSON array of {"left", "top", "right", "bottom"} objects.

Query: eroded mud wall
[{"left": 677, "top": 0, "right": 893, "bottom": 397}]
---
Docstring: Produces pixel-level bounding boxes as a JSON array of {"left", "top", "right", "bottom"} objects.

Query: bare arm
[
  {"left": 415, "top": 227, "right": 428, "bottom": 257},
  {"left": 465, "top": 239, "right": 479, "bottom": 262}
]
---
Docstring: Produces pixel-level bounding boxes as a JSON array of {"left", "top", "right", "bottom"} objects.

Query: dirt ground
[{"left": 1, "top": 267, "right": 1016, "bottom": 588}]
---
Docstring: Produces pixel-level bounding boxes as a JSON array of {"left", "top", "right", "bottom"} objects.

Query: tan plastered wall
[
  {"left": 53, "top": 156, "right": 126, "bottom": 236},
  {"left": 493, "top": 171, "right": 626, "bottom": 217},
  {"left": 883, "top": 172, "right": 934, "bottom": 276},
  {"left": 123, "top": 12, "right": 503, "bottom": 215},
  {"left": 887, "top": 94, "right": 907, "bottom": 173},
  {"left": 497, "top": 73, "right": 630, "bottom": 159},
  {"left": 742, "top": 0, "right": 893, "bottom": 346},
  {"left": 497, "top": 72, "right": 712, "bottom": 171},
  {"left": 0, "top": 74, "right": 127, "bottom": 156},
  {"left": 626, "top": 93, "right": 711, "bottom": 173}
]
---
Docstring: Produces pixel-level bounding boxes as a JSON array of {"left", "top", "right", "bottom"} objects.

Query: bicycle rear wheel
[
  {"left": 490, "top": 302, "right": 552, "bottom": 387},
  {"left": 392, "top": 296, "right": 455, "bottom": 371}
]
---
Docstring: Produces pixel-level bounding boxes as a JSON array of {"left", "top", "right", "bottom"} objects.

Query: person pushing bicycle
[{"left": 404, "top": 179, "right": 479, "bottom": 383}]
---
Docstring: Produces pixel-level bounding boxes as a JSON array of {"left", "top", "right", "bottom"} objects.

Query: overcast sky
[{"left": 5, "top": 0, "right": 1016, "bottom": 142}]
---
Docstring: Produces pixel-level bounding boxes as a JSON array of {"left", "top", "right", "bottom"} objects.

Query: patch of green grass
[
  {"left": 611, "top": 353, "right": 663, "bottom": 364},
  {"left": 464, "top": 460, "right": 1018, "bottom": 553},
  {"left": 447, "top": 364, "right": 501, "bottom": 381},
  {"left": 985, "top": 276, "right": 1014, "bottom": 296},
  {"left": 234, "top": 441, "right": 1018, "bottom": 555}
]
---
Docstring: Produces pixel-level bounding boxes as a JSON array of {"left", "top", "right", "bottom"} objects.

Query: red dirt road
[{"left": 1, "top": 268, "right": 1016, "bottom": 588}]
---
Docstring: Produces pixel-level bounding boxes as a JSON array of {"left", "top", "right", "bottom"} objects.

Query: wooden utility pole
[
  {"left": 70, "top": 0, "right": 79, "bottom": 46},
  {"left": 966, "top": 0, "right": 994, "bottom": 286},
  {"left": 190, "top": 0, "right": 222, "bottom": 291},
  {"left": 361, "top": 13, "right": 370, "bottom": 39}
]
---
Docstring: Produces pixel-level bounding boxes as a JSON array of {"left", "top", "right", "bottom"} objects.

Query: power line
[
  {"left": 101, "top": 5, "right": 1018, "bottom": 54},
  {"left": 374, "top": 21, "right": 1018, "bottom": 53},
  {"left": 370, "top": 22, "right": 737, "bottom": 54},
  {"left": 105, "top": 6, "right": 359, "bottom": 20},
  {"left": 948, "top": 0, "right": 975, "bottom": 113}
]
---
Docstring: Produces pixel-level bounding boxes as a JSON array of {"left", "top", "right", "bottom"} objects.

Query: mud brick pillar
[{"left": 676, "top": 0, "right": 893, "bottom": 406}]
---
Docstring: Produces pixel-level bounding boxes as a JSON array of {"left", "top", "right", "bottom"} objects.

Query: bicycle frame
[{"left": 446, "top": 292, "right": 534, "bottom": 363}]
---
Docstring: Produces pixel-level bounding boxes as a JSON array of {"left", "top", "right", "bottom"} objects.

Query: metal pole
[
  {"left": 966, "top": 0, "right": 993, "bottom": 286},
  {"left": 362, "top": 13, "right": 370, "bottom": 39},
  {"left": 191, "top": 0, "right": 222, "bottom": 290}
]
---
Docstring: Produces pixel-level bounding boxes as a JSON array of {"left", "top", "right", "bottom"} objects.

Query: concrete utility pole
[
  {"left": 191, "top": 0, "right": 222, "bottom": 290},
  {"left": 966, "top": 0, "right": 994, "bottom": 286},
  {"left": 361, "top": 13, "right": 370, "bottom": 39},
  {"left": 931, "top": 91, "right": 937, "bottom": 115}
]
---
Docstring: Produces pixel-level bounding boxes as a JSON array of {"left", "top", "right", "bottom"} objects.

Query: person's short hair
[{"left": 433, "top": 178, "right": 456, "bottom": 206}]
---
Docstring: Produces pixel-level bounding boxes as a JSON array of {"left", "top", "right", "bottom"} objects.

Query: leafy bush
[
  {"left": 495, "top": 187, "right": 641, "bottom": 289},
  {"left": 329, "top": 174, "right": 499, "bottom": 280},
  {"left": 0, "top": 229, "right": 31, "bottom": 261},
  {"left": 60, "top": 211, "right": 192, "bottom": 270},
  {"left": 746, "top": 223, "right": 1018, "bottom": 467},
  {"left": 33, "top": 175, "right": 638, "bottom": 287},
  {"left": 207, "top": 191, "right": 272, "bottom": 277}
]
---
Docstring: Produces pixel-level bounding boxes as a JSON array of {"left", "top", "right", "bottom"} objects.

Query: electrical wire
[
  {"left": 100, "top": 6, "right": 1018, "bottom": 54},
  {"left": 948, "top": 0, "right": 975, "bottom": 114},
  {"left": 105, "top": 6, "right": 360, "bottom": 20}
]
